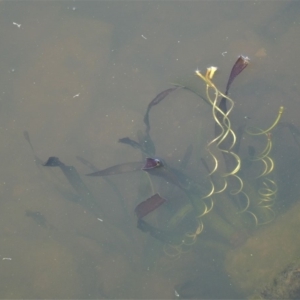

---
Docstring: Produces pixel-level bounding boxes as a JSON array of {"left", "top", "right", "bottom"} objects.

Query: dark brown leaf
[{"left": 135, "top": 193, "right": 166, "bottom": 219}]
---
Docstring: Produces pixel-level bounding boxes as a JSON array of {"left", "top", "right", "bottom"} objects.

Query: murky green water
[{"left": 0, "top": 1, "right": 299, "bottom": 298}]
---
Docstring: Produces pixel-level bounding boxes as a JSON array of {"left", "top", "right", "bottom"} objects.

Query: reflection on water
[{"left": 0, "top": 0, "right": 299, "bottom": 299}]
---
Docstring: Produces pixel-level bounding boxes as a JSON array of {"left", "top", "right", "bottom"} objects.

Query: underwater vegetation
[
  {"left": 85, "top": 55, "right": 285, "bottom": 259},
  {"left": 24, "top": 52, "right": 300, "bottom": 299},
  {"left": 24, "top": 56, "right": 288, "bottom": 257},
  {"left": 25, "top": 56, "right": 286, "bottom": 255},
  {"left": 25, "top": 55, "right": 300, "bottom": 298}
]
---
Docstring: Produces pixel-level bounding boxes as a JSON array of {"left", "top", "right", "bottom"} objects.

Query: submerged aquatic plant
[
  {"left": 87, "top": 55, "right": 286, "bottom": 258},
  {"left": 25, "top": 56, "right": 285, "bottom": 261}
]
